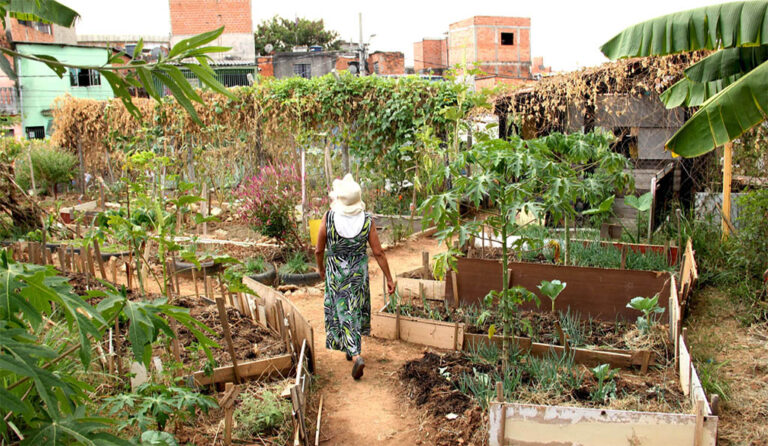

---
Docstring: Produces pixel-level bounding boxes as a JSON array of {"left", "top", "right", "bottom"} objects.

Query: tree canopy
[{"left": 254, "top": 15, "right": 342, "bottom": 55}]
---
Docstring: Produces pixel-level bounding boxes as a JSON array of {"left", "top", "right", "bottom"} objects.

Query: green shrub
[
  {"left": 235, "top": 390, "right": 290, "bottom": 438},
  {"left": 279, "top": 251, "right": 311, "bottom": 274},
  {"left": 15, "top": 144, "right": 77, "bottom": 197}
]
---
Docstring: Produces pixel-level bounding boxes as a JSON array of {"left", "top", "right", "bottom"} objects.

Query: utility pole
[{"left": 358, "top": 12, "right": 366, "bottom": 75}]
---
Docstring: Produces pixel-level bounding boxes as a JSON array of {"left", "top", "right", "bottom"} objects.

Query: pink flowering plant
[{"left": 236, "top": 162, "right": 307, "bottom": 252}]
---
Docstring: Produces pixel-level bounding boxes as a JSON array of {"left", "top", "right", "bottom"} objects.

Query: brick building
[
  {"left": 169, "top": 0, "right": 254, "bottom": 63},
  {"left": 367, "top": 51, "right": 405, "bottom": 75},
  {"left": 414, "top": 38, "right": 447, "bottom": 74},
  {"left": 415, "top": 16, "right": 550, "bottom": 87}
]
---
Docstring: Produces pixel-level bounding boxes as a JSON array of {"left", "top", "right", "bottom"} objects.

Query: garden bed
[
  {"left": 173, "top": 298, "right": 287, "bottom": 370},
  {"left": 401, "top": 347, "right": 689, "bottom": 446}
]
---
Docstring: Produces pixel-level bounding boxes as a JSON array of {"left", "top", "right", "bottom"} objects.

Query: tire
[
  {"left": 173, "top": 259, "right": 222, "bottom": 277},
  {"left": 279, "top": 263, "right": 322, "bottom": 286},
  {"left": 247, "top": 262, "right": 277, "bottom": 286}
]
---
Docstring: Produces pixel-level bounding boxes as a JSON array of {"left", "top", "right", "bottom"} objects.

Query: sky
[{"left": 62, "top": 0, "right": 724, "bottom": 72}]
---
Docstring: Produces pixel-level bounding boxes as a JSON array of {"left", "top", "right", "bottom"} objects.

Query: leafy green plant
[
  {"left": 590, "top": 363, "right": 619, "bottom": 403},
  {"left": 525, "top": 350, "right": 583, "bottom": 394},
  {"left": 456, "top": 367, "right": 495, "bottom": 410},
  {"left": 0, "top": 251, "right": 218, "bottom": 444},
  {"left": 624, "top": 192, "right": 653, "bottom": 242},
  {"left": 626, "top": 294, "right": 665, "bottom": 334},
  {"left": 235, "top": 390, "right": 291, "bottom": 438},
  {"left": 102, "top": 382, "right": 218, "bottom": 432},
  {"left": 538, "top": 279, "right": 567, "bottom": 313},
  {"left": 244, "top": 256, "right": 268, "bottom": 274},
  {"left": 279, "top": 251, "right": 311, "bottom": 274}
]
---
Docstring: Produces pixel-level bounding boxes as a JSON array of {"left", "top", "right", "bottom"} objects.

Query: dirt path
[
  {"left": 687, "top": 287, "right": 768, "bottom": 445},
  {"left": 285, "top": 236, "right": 443, "bottom": 445}
]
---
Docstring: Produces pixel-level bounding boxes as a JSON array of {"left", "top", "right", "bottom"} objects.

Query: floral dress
[{"left": 323, "top": 210, "right": 372, "bottom": 356}]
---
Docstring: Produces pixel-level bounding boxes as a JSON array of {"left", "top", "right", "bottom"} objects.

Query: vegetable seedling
[
  {"left": 538, "top": 279, "right": 567, "bottom": 313},
  {"left": 626, "top": 294, "right": 664, "bottom": 334}
]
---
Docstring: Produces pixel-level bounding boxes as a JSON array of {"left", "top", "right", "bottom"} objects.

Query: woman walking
[{"left": 315, "top": 174, "right": 395, "bottom": 379}]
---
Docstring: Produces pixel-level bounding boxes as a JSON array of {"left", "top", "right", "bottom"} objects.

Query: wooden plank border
[
  {"left": 190, "top": 354, "right": 293, "bottom": 386},
  {"left": 488, "top": 402, "right": 717, "bottom": 446}
]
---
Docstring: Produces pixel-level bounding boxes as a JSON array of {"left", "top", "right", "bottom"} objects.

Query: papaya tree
[
  {"left": 421, "top": 128, "right": 631, "bottom": 369},
  {"left": 601, "top": 1, "right": 768, "bottom": 157}
]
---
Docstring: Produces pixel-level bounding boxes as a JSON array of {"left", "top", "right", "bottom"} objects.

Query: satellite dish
[
  {"left": 264, "top": 43, "right": 274, "bottom": 54},
  {"left": 348, "top": 64, "right": 358, "bottom": 74}
]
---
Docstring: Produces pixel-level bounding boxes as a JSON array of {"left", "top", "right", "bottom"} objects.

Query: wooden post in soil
[
  {"left": 219, "top": 382, "right": 240, "bottom": 446},
  {"left": 450, "top": 270, "right": 459, "bottom": 308},
  {"left": 314, "top": 395, "right": 324, "bottom": 446},
  {"left": 215, "top": 297, "right": 242, "bottom": 383},
  {"left": 92, "top": 239, "right": 107, "bottom": 279},
  {"left": 125, "top": 262, "right": 132, "bottom": 291},
  {"left": 58, "top": 246, "right": 66, "bottom": 271},
  {"left": 191, "top": 267, "right": 200, "bottom": 300},
  {"left": 496, "top": 381, "right": 506, "bottom": 445},
  {"left": 111, "top": 259, "right": 117, "bottom": 284},
  {"left": 40, "top": 228, "right": 47, "bottom": 265},
  {"left": 620, "top": 245, "right": 628, "bottom": 270},
  {"left": 421, "top": 251, "right": 429, "bottom": 275},
  {"left": 721, "top": 142, "right": 733, "bottom": 239},
  {"left": 86, "top": 246, "right": 97, "bottom": 278}
]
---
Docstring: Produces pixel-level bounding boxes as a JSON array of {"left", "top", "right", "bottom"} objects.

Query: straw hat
[{"left": 330, "top": 174, "right": 365, "bottom": 216}]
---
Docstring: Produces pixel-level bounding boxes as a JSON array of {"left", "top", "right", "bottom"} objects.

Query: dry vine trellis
[{"left": 51, "top": 75, "right": 478, "bottom": 190}]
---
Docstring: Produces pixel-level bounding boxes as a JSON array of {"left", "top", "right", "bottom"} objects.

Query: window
[
  {"left": 69, "top": 68, "right": 101, "bottom": 87},
  {"left": 25, "top": 126, "right": 45, "bottom": 139},
  {"left": 293, "top": 63, "right": 311, "bottom": 79},
  {"left": 501, "top": 32, "right": 515, "bottom": 46},
  {"left": 18, "top": 20, "right": 52, "bottom": 34}
]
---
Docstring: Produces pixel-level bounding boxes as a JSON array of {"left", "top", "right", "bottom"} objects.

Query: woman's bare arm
[
  {"left": 314, "top": 213, "right": 328, "bottom": 280},
  {"left": 368, "top": 220, "right": 395, "bottom": 294}
]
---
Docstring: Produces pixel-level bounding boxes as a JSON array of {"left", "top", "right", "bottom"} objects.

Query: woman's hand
[
  {"left": 318, "top": 266, "right": 326, "bottom": 281},
  {"left": 386, "top": 278, "right": 395, "bottom": 295}
]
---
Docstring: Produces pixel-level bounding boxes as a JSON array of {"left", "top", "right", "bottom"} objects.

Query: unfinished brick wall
[
  {"left": 5, "top": 18, "right": 55, "bottom": 44},
  {"left": 169, "top": 0, "right": 255, "bottom": 62},
  {"left": 447, "top": 16, "right": 532, "bottom": 79},
  {"left": 257, "top": 56, "right": 274, "bottom": 77},
  {"left": 413, "top": 38, "right": 447, "bottom": 73},
  {"left": 367, "top": 52, "right": 404, "bottom": 75},
  {"left": 169, "top": 0, "right": 252, "bottom": 35}
]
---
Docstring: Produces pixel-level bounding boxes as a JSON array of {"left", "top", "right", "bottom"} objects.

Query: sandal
[
  {"left": 352, "top": 357, "right": 365, "bottom": 380},
  {"left": 345, "top": 352, "right": 353, "bottom": 361}
]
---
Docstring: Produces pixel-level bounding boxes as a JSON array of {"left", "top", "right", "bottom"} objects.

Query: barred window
[{"left": 69, "top": 68, "right": 101, "bottom": 87}]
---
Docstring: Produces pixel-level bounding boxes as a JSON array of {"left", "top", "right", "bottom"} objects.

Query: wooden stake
[
  {"left": 620, "top": 245, "right": 628, "bottom": 269},
  {"left": 58, "top": 246, "right": 66, "bottom": 271},
  {"left": 640, "top": 350, "right": 652, "bottom": 374},
  {"left": 421, "top": 251, "right": 429, "bottom": 274},
  {"left": 168, "top": 318, "right": 182, "bottom": 363},
  {"left": 215, "top": 297, "right": 241, "bottom": 383},
  {"left": 314, "top": 395, "right": 324, "bottom": 446},
  {"left": 192, "top": 267, "right": 200, "bottom": 300},
  {"left": 693, "top": 399, "right": 705, "bottom": 446},
  {"left": 111, "top": 259, "right": 117, "bottom": 284},
  {"left": 85, "top": 246, "right": 96, "bottom": 278},
  {"left": 45, "top": 247, "right": 53, "bottom": 265},
  {"left": 224, "top": 383, "right": 234, "bottom": 446},
  {"left": 125, "top": 262, "right": 132, "bottom": 290},
  {"left": 450, "top": 270, "right": 459, "bottom": 308},
  {"left": 40, "top": 230, "right": 47, "bottom": 265},
  {"left": 92, "top": 239, "right": 107, "bottom": 279},
  {"left": 722, "top": 142, "right": 733, "bottom": 239}
]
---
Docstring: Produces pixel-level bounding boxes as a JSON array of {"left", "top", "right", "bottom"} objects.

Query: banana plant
[{"left": 601, "top": 1, "right": 768, "bottom": 157}]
